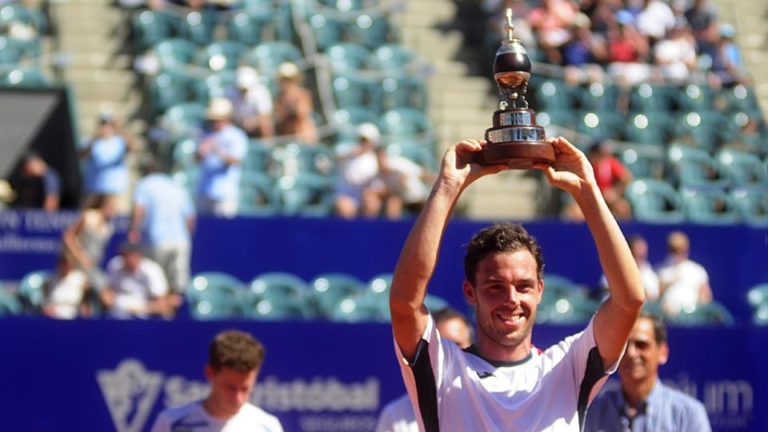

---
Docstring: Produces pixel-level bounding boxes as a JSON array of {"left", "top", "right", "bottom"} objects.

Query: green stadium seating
[
  {"left": 730, "top": 187, "right": 768, "bottom": 227},
  {"left": 132, "top": 9, "right": 177, "bottom": 52},
  {"left": 19, "top": 270, "right": 50, "bottom": 313},
  {"left": 238, "top": 172, "right": 279, "bottom": 216},
  {"left": 327, "top": 42, "right": 370, "bottom": 72},
  {"left": 716, "top": 149, "right": 767, "bottom": 187},
  {"left": 196, "top": 41, "right": 248, "bottom": 72},
  {"left": 668, "top": 144, "right": 730, "bottom": 189},
  {"left": 186, "top": 272, "right": 244, "bottom": 319},
  {"left": 624, "top": 179, "right": 685, "bottom": 223},
  {"left": 175, "top": 9, "right": 218, "bottom": 46},
  {"left": 379, "top": 75, "right": 428, "bottom": 112},
  {"left": 0, "top": 289, "right": 21, "bottom": 316},
  {"left": 310, "top": 273, "right": 364, "bottom": 317},
  {"left": 246, "top": 41, "right": 303, "bottom": 78},
  {"left": 667, "top": 301, "right": 735, "bottom": 326},
  {"left": 619, "top": 144, "right": 666, "bottom": 179},
  {"left": 680, "top": 186, "right": 740, "bottom": 225},
  {"left": 275, "top": 173, "right": 334, "bottom": 216}
]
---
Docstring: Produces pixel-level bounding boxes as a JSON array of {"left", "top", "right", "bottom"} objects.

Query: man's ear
[
  {"left": 204, "top": 365, "right": 214, "bottom": 381},
  {"left": 659, "top": 342, "right": 670, "bottom": 366},
  {"left": 537, "top": 277, "right": 544, "bottom": 304},
  {"left": 463, "top": 280, "right": 476, "bottom": 305}
]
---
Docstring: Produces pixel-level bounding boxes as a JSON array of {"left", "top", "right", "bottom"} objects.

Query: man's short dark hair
[
  {"left": 464, "top": 223, "right": 544, "bottom": 285},
  {"left": 208, "top": 330, "right": 265, "bottom": 373},
  {"left": 639, "top": 312, "right": 668, "bottom": 345},
  {"left": 433, "top": 307, "right": 470, "bottom": 328}
]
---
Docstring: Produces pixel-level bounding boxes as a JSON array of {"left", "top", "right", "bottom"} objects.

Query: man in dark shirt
[{"left": 12, "top": 153, "right": 61, "bottom": 211}]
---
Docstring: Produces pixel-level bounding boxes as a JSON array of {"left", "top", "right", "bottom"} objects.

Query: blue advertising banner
[{"left": 0, "top": 318, "right": 764, "bottom": 432}]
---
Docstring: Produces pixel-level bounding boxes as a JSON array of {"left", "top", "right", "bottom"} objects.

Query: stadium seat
[
  {"left": 385, "top": 141, "right": 438, "bottom": 172},
  {"left": 160, "top": 102, "right": 206, "bottom": 140},
  {"left": 132, "top": 9, "right": 177, "bottom": 53},
  {"left": 730, "top": 187, "right": 768, "bottom": 227},
  {"left": 575, "top": 110, "right": 623, "bottom": 141},
  {"left": 366, "top": 273, "right": 393, "bottom": 295},
  {"left": 379, "top": 108, "right": 434, "bottom": 141},
  {"left": 667, "top": 301, "right": 735, "bottom": 326},
  {"left": 170, "top": 138, "right": 198, "bottom": 172},
  {"left": 674, "top": 83, "right": 715, "bottom": 112},
  {"left": 576, "top": 82, "right": 620, "bottom": 111},
  {"left": 379, "top": 75, "right": 428, "bottom": 112},
  {"left": 348, "top": 13, "right": 394, "bottom": 49},
  {"left": 245, "top": 295, "right": 312, "bottom": 320},
  {"left": 331, "top": 74, "right": 381, "bottom": 112},
  {"left": 310, "top": 273, "right": 364, "bottom": 317},
  {"left": 624, "top": 179, "right": 685, "bottom": 223},
  {"left": 249, "top": 272, "right": 309, "bottom": 304},
  {"left": 227, "top": 9, "right": 291, "bottom": 45},
  {"left": 747, "top": 283, "right": 768, "bottom": 310},
  {"left": 668, "top": 144, "right": 730, "bottom": 189},
  {"left": 535, "top": 109, "right": 576, "bottom": 129},
  {"left": 275, "top": 173, "right": 334, "bottom": 217},
  {"left": 196, "top": 41, "right": 248, "bottom": 72},
  {"left": 192, "top": 72, "right": 237, "bottom": 105},
  {"left": 0, "top": 35, "right": 24, "bottom": 66},
  {"left": 619, "top": 144, "right": 666, "bottom": 179},
  {"left": 680, "top": 186, "right": 739, "bottom": 225},
  {"left": 0, "top": 289, "right": 21, "bottom": 316},
  {"left": 308, "top": 12, "right": 345, "bottom": 51},
  {"left": 628, "top": 83, "right": 672, "bottom": 112},
  {"left": 150, "top": 73, "right": 195, "bottom": 115},
  {"left": 326, "top": 42, "right": 370, "bottom": 72},
  {"left": 242, "top": 140, "right": 275, "bottom": 173},
  {"left": 721, "top": 84, "right": 760, "bottom": 113},
  {"left": 367, "top": 44, "right": 418, "bottom": 73},
  {"left": 424, "top": 294, "right": 450, "bottom": 312},
  {"left": 238, "top": 172, "right": 279, "bottom": 216},
  {"left": 541, "top": 274, "right": 585, "bottom": 306},
  {"left": 274, "top": 143, "right": 335, "bottom": 177},
  {"left": 0, "top": 67, "right": 50, "bottom": 87},
  {"left": 716, "top": 149, "right": 768, "bottom": 188},
  {"left": 333, "top": 107, "right": 378, "bottom": 140},
  {"left": 330, "top": 291, "right": 389, "bottom": 322},
  {"left": 623, "top": 112, "right": 671, "bottom": 146},
  {"left": 186, "top": 272, "right": 244, "bottom": 319},
  {"left": 175, "top": 9, "right": 218, "bottom": 46},
  {"left": 246, "top": 42, "right": 303, "bottom": 78},
  {"left": 538, "top": 296, "right": 598, "bottom": 324},
  {"left": 671, "top": 111, "right": 725, "bottom": 151},
  {"left": 753, "top": 304, "right": 768, "bottom": 326},
  {"left": 532, "top": 78, "right": 575, "bottom": 111},
  {"left": 154, "top": 38, "right": 199, "bottom": 77},
  {"left": 18, "top": 270, "right": 50, "bottom": 313}
]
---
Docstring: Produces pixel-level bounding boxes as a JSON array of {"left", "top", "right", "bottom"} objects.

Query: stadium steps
[
  {"left": 49, "top": 0, "right": 144, "bottom": 212},
  {"left": 392, "top": 0, "right": 540, "bottom": 220},
  {"left": 712, "top": 0, "right": 768, "bottom": 114}
]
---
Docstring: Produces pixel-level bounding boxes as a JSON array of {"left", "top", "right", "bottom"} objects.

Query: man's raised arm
[
  {"left": 390, "top": 140, "right": 507, "bottom": 359},
  {"left": 536, "top": 137, "right": 644, "bottom": 368}
]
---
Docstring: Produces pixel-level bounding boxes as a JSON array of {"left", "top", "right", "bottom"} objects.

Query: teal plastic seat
[
  {"left": 172, "top": 168, "right": 200, "bottom": 197},
  {"left": 385, "top": 142, "right": 437, "bottom": 172},
  {"left": 275, "top": 173, "right": 334, "bottom": 216},
  {"left": 624, "top": 179, "right": 685, "bottom": 223},
  {"left": 170, "top": 138, "right": 198, "bottom": 171},
  {"left": 275, "top": 143, "right": 335, "bottom": 176},
  {"left": 754, "top": 304, "right": 768, "bottom": 325},
  {"left": 332, "top": 74, "right": 381, "bottom": 112},
  {"left": 730, "top": 187, "right": 768, "bottom": 227},
  {"left": 249, "top": 272, "right": 309, "bottom": 303},
  {"left": 246, "top": 41, "right": 303, "bottom": 78},
  {"left": 245, "top": 295, "right": 312, "bottom": 320},
  {"left": 672, "top": 111, "right": 725, "bottom": 151},
  {"left": 132, "top": 9, "right": 177, "bottom": 52},
  {"left": 238, "top": 172, "right": 278, "bottom": 216},
  {"left": 535, "top": 109, "right": 576, "bottom": 129},
  {"left": 674, "top": 83, "right": 715, "bottom": 111},
  {"left": 348, "top": 14, "right": 395, "bottom": 49},
  {"left": 379, "top": 108, "right": 433, "bottom": 140},
  {"left": 623, "top": 112, "right": 671, "bottom": 146},
  {"left": 576, "top": 110, "right": 623, "bottom": 141},
  {"left": 538, "top": 296, "right": 598, "bottom": 324},
  {"left": 333, "top": 107, "right": 378, "bottom": 140},
  {"left": 150, "top": 73, "right": 195, "bottom": 115},
  {"left": 668, "top": 144, "right": 730, "bottom": 189},
  {"left": 716, "top": 149, "right": 767, "bottom": 187},
  {"left": 577, "top": 82, "right": 620, "bottom": 111},
  {"left": 379, "top": 75, "right": 428, "bottom": 112},
  {"left": 310, "top": 273, "right": 364, "bottom": 317},
  {"left": 0, "top": 36, "right": 24, "bottom": 66},
  {"left": 186, "top": 272, "right": 244, "bottom": 320},
  {"left": 192, "top": 72, "right": 237, "bottom": 105},
  {"left": 308, "top": 12, "right": 345, "bottom": 51},
  {"left": 228, "top": 9, "right": 291, "bottom": 45},
  {"left": 747, "top": 283, "right": 768, "bottom": 309},
  {"left": 628, "top": 83, "right": 672, "bottom": 112},
  {"left": 367, "top": 44, "right": 418, "bottom": 72},
  {"left": 721, "top": 84, "right": 760, "bottom": 112},
  {"left": 154, "top": 38, "right": 199, "bottom": 76},
  {"left": 680, "top": 186, "right": 739, "bottom": 225},
  {"left": 620, "top": 144, "right": 666, "bottom": 179},
  {"left": 330, "top": 292, "right": 389, "bottom": 323},
  {"left": 19, "top": 270, "right": 50, "bottom": 313},
  {"left": 0, "top": 288, "right": 21, "bottom": 316},
  {"left": 668, "top": 301, "right": 735, "bottom": 326},
  {"left": 424, "top": 294, "right": 450, "bottom": 312},
  {"left": 175, "top": 9, "right": 218, "bottom": 46},
  {"left": 161, "top": 102, "right": 206, "bottom": 139},
  {"left": 196, "top": 41, "right": 248, "bottom": 72},
  {"left": 532, "top": 78, "right": 575, "bottom": 111},
  {"left": 0, "top": 67, "right": 50, "bottom": 87},
  {"left": 242, "top": 140, "right": 275, "bottom": 173},
  {"left": 367, "top": 273, "right": 393, "bottom": 296},
  {"left": 327, "top": 42, "right": 370, "bottom": 72}
]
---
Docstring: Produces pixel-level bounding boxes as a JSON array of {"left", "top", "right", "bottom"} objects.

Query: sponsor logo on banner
[{"left": 97, "top": 359, "right": 164, "bottom": 432}]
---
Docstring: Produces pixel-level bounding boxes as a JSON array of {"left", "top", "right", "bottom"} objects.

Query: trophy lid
[{"left": 493, "top": 9, "right": 531, "bottom": 74}]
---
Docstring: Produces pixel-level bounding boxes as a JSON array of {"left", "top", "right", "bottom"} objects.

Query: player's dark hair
[
  {"left": 639, "top": 312, "right": 668, "bottom": 345},
  {"left": 464, "top": 223, "right": 544, "bottom": 285},
  {"left": 208, "top": 330, "right": 265, "bottom": 373}
]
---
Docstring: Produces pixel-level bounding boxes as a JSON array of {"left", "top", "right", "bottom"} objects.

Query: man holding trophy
[{"left": 388, "top": 9, "right": 645, "bottom": 431}]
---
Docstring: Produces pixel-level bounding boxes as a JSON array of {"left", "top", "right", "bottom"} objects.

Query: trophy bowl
[{"left": 474, "top": 9, "right": 555, "bottom": 168}]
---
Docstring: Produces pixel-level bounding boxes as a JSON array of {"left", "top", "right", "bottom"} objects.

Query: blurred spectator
[
  {"left": 334, "top": 123, "right": 380, "bottom": 219},
  {"left": 581, "top": 0, "right": 618, "bottom": 36},
  {"left": 528, "top": 0, "right": 578, "bottom": 64},
  {"left": 567, "top": 141, "right": 632, "bottom": 221},
  {"left": 561, "top": 12, "right": 607, "bottom": 84},
  {"left": 274, "top": 62, "right": 318, "bottom": 143},
  {"left": 635, "top": 0, "right": 676, "bottom": 45},
  {"left": 657, "top": 231, "right": 713, "bottom": 316},
  {"left": 10, "top": 152, "right": 60, "bottom": 211},
  {"left": 102, "top": 241, "right": 173, "bottom": 319},
  {"left": 227, "top": 66, "right": 274, "bottom": 139},
  {"left": 684, "top": 0, "right": 718, "bottom": 53},
  {"left": 375, "top": 307, "right": 472, "bottom": 432},
  {"left": 62, "top": 194, "right": 116, "bottom": 292},
  {"left": 43, "top": 252, "right": 90, "bottom": 319},
  {"left": 129, "top": 157, "right": 195, "bottom": 306},
  {"left": 606, "top": 11, "right": 651, "bottom": 86},
  {"left": 196, "top": 97, "right": 248, "bottom": 217},
  {"left": 600, "top": 235, "right": 660, "bottom": 301},
  {"left": 653, "top": 18, "right": 697, "bottom": 83},
  {"left": 79, "top": 114, "right": 136, "bottom": 202},
  {"left": 363, "top": 147, "right": 435, "bottom": 220},
  {"left": 706, "top": 23, "right": 748, "bottom": 89},
  {"left": 585, "top": 313, "right": 712, "bottom": 431}
]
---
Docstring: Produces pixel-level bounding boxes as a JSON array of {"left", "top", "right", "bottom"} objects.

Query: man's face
[
  {"left": 619, "top": 317, "right": 668, "bottom": 385},
  {"left": 205, "top": 366, "right": 258, "bottom": 417},
  {"left": 463, "top": 250, "right": 542, "bottom": 356},
  {"left": 436, "top": 317, "right": 472, "bottom": 349},
  {"left": 122, "top": 251, "right": 142, "bottom": 272}
]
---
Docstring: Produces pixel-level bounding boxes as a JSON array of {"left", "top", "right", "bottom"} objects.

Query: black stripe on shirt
[
  {"left": 411, "top": 338, "right": 440, "bottom": 432},
  {"left": 577, "top": 347, "right": 607, "bottom": 430}
]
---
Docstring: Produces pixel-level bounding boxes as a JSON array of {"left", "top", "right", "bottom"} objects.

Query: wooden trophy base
[{"left": 475, "top": 109, "right": 555, "bottom": 168}]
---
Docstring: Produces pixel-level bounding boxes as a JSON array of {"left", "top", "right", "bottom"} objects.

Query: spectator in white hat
[
  {"left": 274, "top": 62, "right": 318, "bottom": 143},
  {"left": 196, "top": 97, "right": 249, "bottom": 217},
  {"left": 227, "top": 66, "right": 274, "bottom": 139},
  {"left": 334, "top": 122, "right": 381, "bottom": 219}
]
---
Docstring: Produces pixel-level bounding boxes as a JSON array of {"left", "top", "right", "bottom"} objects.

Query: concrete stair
[{"left": 392, "top": 0, "right": 541, "bottom": 220}]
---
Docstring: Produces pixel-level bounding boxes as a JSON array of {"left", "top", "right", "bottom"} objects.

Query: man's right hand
[{"left": 438, "top": 139, "right": 509, "bottom": 191}]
